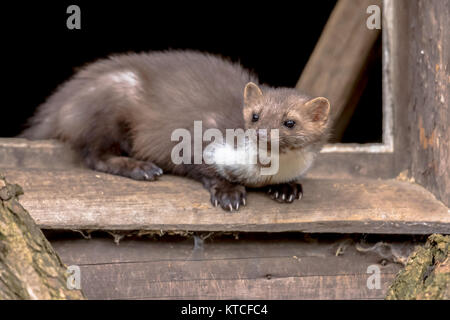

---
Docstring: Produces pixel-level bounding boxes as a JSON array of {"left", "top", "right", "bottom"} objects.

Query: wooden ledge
[
  {"left": 0, "top": 138, "right": 395, "bottom": 179},
  {"left": 2, "top": 168, "right": 449, "bottom": 234}
]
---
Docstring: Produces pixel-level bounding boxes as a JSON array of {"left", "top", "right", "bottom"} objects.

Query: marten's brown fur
[{"left": 22, "top": 50, "right": 330, "bottom": 211}]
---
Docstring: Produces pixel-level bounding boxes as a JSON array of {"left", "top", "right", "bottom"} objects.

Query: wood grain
[
  {"left": 388, "top": 0, "right": 450, "bottom": 207},
  {"left": 50, "top": 235, "right": 408, "bottom": 299},
  {"left": 0, "top": 138, "right": 396, "bottom": 179},
  {"left": 77, "top": 271, "right": 396, "bottom": 300},
  {"left": 3, "top": 168, "right": 449, "bottom": 234}
]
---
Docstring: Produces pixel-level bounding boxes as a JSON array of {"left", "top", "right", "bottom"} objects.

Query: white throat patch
[{"left": 211, "top": 143, "right": 316, "bottom": 187}]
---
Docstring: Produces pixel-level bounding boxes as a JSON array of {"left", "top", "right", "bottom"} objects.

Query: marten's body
[{"left": 22, "top": 51, "right": 331, "bottom": 211}]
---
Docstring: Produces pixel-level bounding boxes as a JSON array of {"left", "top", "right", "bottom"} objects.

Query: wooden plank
[
  {"left": 0, "top": 138, "right": 83, "bottom": 169},
  {"left": 0, "top": 138, "right": 395, "bottom": 179},
  {"left": 3, "top": 168, "right": 449, "bottom": 234},
  {"left": 388, "top": 0, "right": 450, "bottom": 207},
  {"left": 75, "top": 270, "right": 396, "bottom": 300},
  {"left": 48, "top": 234, "right": 414, "bottom": 267},
  {"left": 308, "top": 151, "right": 394, "bottom": 179},
  {"left": 296, "top": 0, "right": 382, "bottom": 121},
  {"left": 50, "top": 235, "right": 408, "bottom": 299},
  {"left": 384, "top": 0, "right": 411, "bottom": 177}
]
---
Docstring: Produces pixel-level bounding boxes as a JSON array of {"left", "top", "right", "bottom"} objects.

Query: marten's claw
[
  {"left": 296, "top": 184, "right": 303, "bottom": 200},
  {"left": 130, "top": 163, "right": 163, "bottom": 181},
  {"left": 266, "top": 183, "right": 303, "bottom": 204},
  {"left": 209, "top": 183, "right": 247, "bottom": 212}
]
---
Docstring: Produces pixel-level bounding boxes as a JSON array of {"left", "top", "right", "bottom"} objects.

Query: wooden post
[
  {"left": 0, "top": 173, "right": 84, "bottom": 300},
  {"left": 387, "top": 0, "right": 450, "bottom": 206},
  {"left": 296, "top": 0, "right": 382, "bottom": 125}
]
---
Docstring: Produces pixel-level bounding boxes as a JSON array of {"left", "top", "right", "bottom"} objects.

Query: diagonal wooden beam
[{"left": 297, "top": 0, "right": 382, "bottom": 122}]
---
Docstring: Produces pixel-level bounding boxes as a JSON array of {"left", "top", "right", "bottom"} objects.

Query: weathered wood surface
[
  {"left": 297, "top": 0, "right": 382, "bottom": 122},
  {"left": 0, "top": 138, "right": 396, "bottom": 179},
  {"left": 0, "top": 174, "right": 84, "bottom": 300},
  {"left": 2, "top": 168, "right": 449, "bottom": 234},
  {"left": 49, "top": 234, "right": 412, "bottom": 299},
  {"left": 387, "top": 0, "right": 450, "bottom": 207},
  {"left": 311, "top": 151, "right": 394, "bottom": 179},
  {"left": 0, "top": 139, "right": 83, "bottom": 170}
]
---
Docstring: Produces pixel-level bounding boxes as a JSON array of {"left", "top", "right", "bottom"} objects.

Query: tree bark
[
  {"left": 386, "top": 234, "right": 450, "bottom": 300},
  {"left": 0, "top": 173, "right": 84, "bottom": 300}
]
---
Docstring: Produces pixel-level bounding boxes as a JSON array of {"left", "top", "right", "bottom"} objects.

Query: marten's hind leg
[
  {"left": 75, "top": 111, "right": 163, "bottom": 181},
  {"left": 80, "top": 134, "right": 163, "bottom": 181},
  {"left": 85, "top": 154, "right": 163, "bottom": 181}
]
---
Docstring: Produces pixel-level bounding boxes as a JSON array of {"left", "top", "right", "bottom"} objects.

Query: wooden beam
[
  {"left": 50, "top": 234, "right": 409, "bottom": 299},
  {"left": 3, "top": 168, "right": 449, "bottom": 234},
  {"left": 0, "top": 138, "right": 396, "bottom": 179},
  {"left": 297, "top": 0, "right": 382, "bottom": 122},
  {"left": 387, "top": 0, "right": 450, "bottom": 207},
  {"left": 309, "top": 151, "right": 394, "bottom": 179}
]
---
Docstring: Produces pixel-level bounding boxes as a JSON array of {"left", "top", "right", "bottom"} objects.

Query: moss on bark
[
  {"left": 0, "top": 173, "right": 84, "bottom": 300},
  {"left": 386, "top": 234, "right": 449, "bottom": 300}
]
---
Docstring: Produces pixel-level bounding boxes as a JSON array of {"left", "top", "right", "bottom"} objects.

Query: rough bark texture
[
  {"left": 390, "top": 0, "right": 450, "bottom": 206},
  {"left": 0, "top": 173, "right": 84, "bottom": 300},
  {"left": 386, "top": 234, "right": 449, "bottom": 300}
]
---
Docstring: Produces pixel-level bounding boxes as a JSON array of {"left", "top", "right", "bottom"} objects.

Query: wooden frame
[
  {"left": 385, "top": 0, "right": 450, "bottom": 207},
  {"left": 322, "top": 0, "right": 393, "bottom": 155},
  {"left": 295, "top": 0, "right": 394, "bottom": 178}
]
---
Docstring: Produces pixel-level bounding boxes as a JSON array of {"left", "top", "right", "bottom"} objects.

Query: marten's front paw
[
  {"left": 267, "top": 183, "right": 303, "bottom": 203},
  {"left": 210, "top": 184, "right": 247, "bottom": 212}
]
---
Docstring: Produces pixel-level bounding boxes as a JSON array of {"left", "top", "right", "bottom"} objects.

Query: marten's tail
[{"left": 19, "top": 104, "right": 57, "bottom": 140}]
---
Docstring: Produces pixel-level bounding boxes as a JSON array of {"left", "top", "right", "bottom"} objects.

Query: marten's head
[{"left": 242, "top": 82, "right": 331, "bottom": 151}]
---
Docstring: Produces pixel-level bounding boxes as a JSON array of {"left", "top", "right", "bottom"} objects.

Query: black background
[
  {"left": 1, "top": 1, "right": 381, "bottom": 142},
  {"left": 0, "top": 300, "right": 436, "bottom": 318}
]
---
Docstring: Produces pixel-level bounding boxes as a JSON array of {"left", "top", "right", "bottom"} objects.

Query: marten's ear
[
  {"left": 243, "top": 82, "right": 263, "bottom": 106},
  {"left": 304, "top": 97, "right": 330, "bottom": 126}
]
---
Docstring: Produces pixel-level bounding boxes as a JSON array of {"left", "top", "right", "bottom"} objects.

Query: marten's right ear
[
  {"left": 243, "top": 82, "right": 263, "bottom": 106},
  {"left": 304, "top": 97, "right": 331, "bottom": 127}
]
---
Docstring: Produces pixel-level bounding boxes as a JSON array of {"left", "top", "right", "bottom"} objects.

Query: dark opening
[
  {"left": 1, "top": 1, "right": 382, "bottom": 143},
  {"left": 335, "top": 36, "right": 383, "bottom": 143}
]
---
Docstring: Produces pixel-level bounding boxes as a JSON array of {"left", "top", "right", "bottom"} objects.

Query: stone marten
[{"left": 21, "top": 50, "right": 331, "bottom": 211}]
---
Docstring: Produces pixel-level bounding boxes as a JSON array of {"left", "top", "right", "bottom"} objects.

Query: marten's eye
[
  {"left": 284, "top": 120, "right": 296, "bottom": 128},
  {"left": 252, "top": 114, "right": 259, "bottom": 122}
]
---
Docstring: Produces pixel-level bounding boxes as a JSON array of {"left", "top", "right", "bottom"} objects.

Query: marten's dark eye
[
  {"left": 252, "top": 114, "right": 259, "bottom": 122},
  {"left": 284, "top": 120, "right": 296, "bottom": 128}
]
